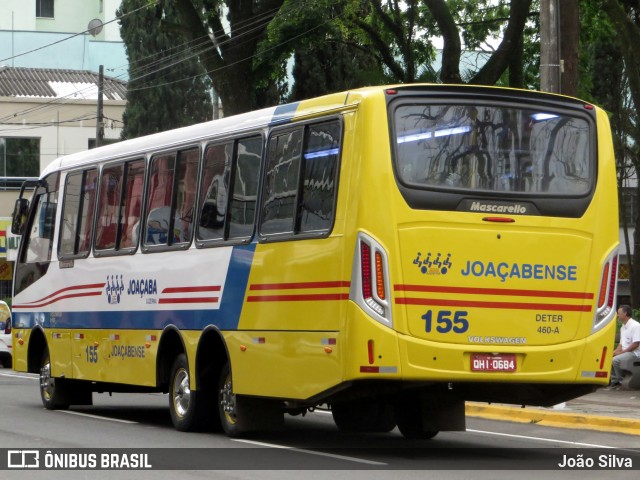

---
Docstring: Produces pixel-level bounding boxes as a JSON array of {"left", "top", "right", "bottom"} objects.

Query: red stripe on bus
[
  {"left": 162, "top": 286, "right": 222, "bottom": 294},
  {"left": 249, "top": 281, "right": 351, "bottom": 291},
  {"left": 247, "top": 293, "right": 350, "bottom": 302},
  {"left": 394, "top": 284, "right": 594, "bottom": 299},
  {"left": 395, "top": 297, "right": 592, "bottom": 312},
  {"left": 158, "top": 297, "right": 219, "bottom": 304},
  {"left": 12, "top": 291, "right": 104, "bottom": 309},
  {"left": 19, "top": 283, "right": 106, "bottom": 305}
]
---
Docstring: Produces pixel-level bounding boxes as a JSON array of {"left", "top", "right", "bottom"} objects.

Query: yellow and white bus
[{"left": 11, "top": 84, "right": 619, "bottom": 438}]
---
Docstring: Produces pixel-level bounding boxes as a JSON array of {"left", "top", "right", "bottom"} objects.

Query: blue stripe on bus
[
  {"left": 14, "top": 309, "right": 234, "bottom": 331},
  {"left": 270, "top": 102, "right": 299, "bottom": 126},
  {"left": 13, "top": 244, "right": 257, "bottom": 331}
]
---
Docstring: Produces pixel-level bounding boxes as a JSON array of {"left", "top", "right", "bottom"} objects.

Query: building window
[
  {"left": 620, "top": 187, "right": 637, "bottom": 226},
  {"left": 36, "top": 0, "right": 54, "bottom": 18},
  {"left": 0, "top": 137, "right": 40, "bottom": 189}
]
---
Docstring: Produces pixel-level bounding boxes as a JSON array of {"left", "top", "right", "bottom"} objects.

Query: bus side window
[
  {"left": 59, "top": 169, "right": 97, "bottom": 258},
  {"left": 25, "top": 191, "right": 58, "bottom": 264},
  {"left": 96, "top": 165, "right": 123, "bottom": 251},
  {"left": 197, "top": 137, "right": 261, "bottom": 244},
  {"left": 261, "top": 129, "right": 303, "bottom": 235},
  {"left": 260, "top": 119, "right": 341, "bottom": 238},
  {"left": 144, "top": 148, "right": 198, "bottom": 248},
  {"left": 174, "top": 149, "right": 199, "bottom": 243},
  {"left": 120, "top": 160, "right": 145, "bottom": 249},
  {"left": 299, "top": 121, "right": 341, "bottom": 233},
  {"left": 94, "top": 160, "right": 145, "bottom": 253},
  {"left": 229, "top": 137, "right": 262, "bottom": 239},
  {"left": 198, "top": 143, "right": 231, "bottom": 241}
]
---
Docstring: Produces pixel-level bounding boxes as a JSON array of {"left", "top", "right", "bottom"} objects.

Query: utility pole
[
  {"left": 559, "top": 0, "right": 579, "bottom": 97},
  {"left": 95, "top": 65, "right": 104, "bottom": 148},
  {"left": 540, "top": 0, "right": 561, "bottom": 93}
]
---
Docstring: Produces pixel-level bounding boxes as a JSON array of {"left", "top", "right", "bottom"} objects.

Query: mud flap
[
  {"left": 395, "top": 390, "right": 465, "bottom": 433},
  {"left": 419, "top": 391, "right": 465, "bottom": 431}
]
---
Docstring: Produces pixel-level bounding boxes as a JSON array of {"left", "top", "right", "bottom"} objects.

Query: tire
[
  {"left": 332, "top": 400, "right": 396, "bottom": 433},
  {"left": 169, "top": 353, "right": 213, "bottom": 432},
  {"left": 39, "top": 348, "right": 70, "bottom": 410},
  {"left": 394, "top": 395, "right": 439, "bottom": 440},
  {"left": 217, "top": 362, "right": 282, "bottom": 437},
  {"left": 0, "top": 354, "right": 11, "bottom": 369}
]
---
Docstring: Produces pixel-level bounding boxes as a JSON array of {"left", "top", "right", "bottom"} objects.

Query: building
[
  {"left": 0, "top": 2, "right": 128, "bottom": 301},
  {"left": 0, "top": 66, "right": 127, "bottom": 300},
  {"left": 1, "top": 1, "right": 127, "bottom": 77},
  {"left": 0, "top": 66, "right": 126, "bottom": 209}
]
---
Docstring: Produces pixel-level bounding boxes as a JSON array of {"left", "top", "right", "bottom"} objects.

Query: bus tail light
[
  {"left": 593, "top": 251, "right": 618, "bottom": 333},
  {"left": 4, "top": 317, "right": 10, "bottom": 335},
  {"left": 353, "top": 233, "right": 392, "bottom": 328}
]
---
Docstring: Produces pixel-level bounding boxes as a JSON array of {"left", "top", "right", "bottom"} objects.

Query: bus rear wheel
[
  {"left": 169, "top": 353, "right": 212, "bottom": 431},
  {"left": 217, "top": 363, "right": 283, "bottom": 437},
  {"left": 394, "top": 395, "right": 439, "bottom": 440},
  {"left": 40, "top": 348, "right": 70, "bottom": 410}
]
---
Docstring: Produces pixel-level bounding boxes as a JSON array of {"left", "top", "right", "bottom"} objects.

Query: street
[{"left": 0, "top": 367, "right": 638, "bottom": 479}]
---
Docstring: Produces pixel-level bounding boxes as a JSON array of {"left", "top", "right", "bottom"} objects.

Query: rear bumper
[{"left": 344, "top": 302, "right": 615, "bottom": 386}]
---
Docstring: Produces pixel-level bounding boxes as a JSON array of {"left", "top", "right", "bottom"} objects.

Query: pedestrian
[{"left": 606, "top": 304, "right": 640, "bottom": 389}]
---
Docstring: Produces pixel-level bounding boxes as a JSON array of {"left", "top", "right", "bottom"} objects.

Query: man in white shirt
[{"left": 607, "top": 304, "right": 640, "bottom": 389}]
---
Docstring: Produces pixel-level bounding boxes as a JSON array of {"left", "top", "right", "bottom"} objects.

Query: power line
[
  {"left": 1, "top": 1, "right": 329, "bottom": 126},
  {"left": 0, "top": 3, "right": 285, "bottom": 123},
  {"left": 0, "top": 1, "right": 159, "bottom": 64}
]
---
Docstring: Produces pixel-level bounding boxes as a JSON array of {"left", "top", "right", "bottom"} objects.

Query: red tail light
[
  {"left": 607, "top": 256, "right": 618, "bottom": 309},
  {"left": 360, "top": 242, "right": 373, "bottom": 299},
  {"left": 597, "top": 263, "right": 610, "bottom": 308},
  {"left": 594, "top": 252, "right": 618, "bottom": 331},
  {"left": 4, "top": 318, "right": 10, "bottom": 335},
  {"left": 357, "top": 234, "right": 392, "bottom": 326}
]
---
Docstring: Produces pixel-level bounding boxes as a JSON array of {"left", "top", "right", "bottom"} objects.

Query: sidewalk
[{"left": 466, "top": 388, "right": 640, "bottom": 436}]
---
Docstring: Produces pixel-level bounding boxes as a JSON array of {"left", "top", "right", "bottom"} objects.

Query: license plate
[{"left": 471, "top": 354, "right": 516, "bottom": 372}]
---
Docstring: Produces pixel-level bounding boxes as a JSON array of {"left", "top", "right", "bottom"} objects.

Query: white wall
[{"left": 0, "top": 1, "right": 37, "bottom": 30}]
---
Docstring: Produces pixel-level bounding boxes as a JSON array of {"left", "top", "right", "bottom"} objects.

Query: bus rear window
[{"left": 393, "top": 103, "right": 592, "bottom": 196}]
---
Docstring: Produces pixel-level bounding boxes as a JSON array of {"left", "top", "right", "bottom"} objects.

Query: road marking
[
  {"left": 231, "top": 438, "right": 387, "bottom": 466},
  {"left": 0, "top": 372, "right": 37, "bottom": 380},
  {"left": 467, "top": 428, "right": 614, "bottom": 448},
  {"left": 57, "top": 410, "right": 138, "bottom": 424}
]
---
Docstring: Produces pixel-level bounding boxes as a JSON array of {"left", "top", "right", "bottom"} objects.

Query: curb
[{"left": 466, "top": 403, "right": 640, "bottom": 436}]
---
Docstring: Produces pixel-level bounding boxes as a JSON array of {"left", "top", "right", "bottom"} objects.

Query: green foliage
[
  {"left": 118, "top": 0, "right": 213, "bottom": 139},
  {"left": 0, "top": 138, "right": 40, "bottom": 177},
  {"left": 578, "top": 1, "right": 618, "bottom": 103}
]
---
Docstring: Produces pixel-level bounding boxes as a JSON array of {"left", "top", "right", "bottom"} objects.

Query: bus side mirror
[{"left": 11, "top": 198, "right": 29, "bottom": 235}]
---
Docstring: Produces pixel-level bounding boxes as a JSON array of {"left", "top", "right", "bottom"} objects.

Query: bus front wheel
[{"left": 39, "top": 349, "right": 70, "bottom": 410}]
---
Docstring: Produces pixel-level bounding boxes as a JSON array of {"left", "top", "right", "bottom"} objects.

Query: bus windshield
[{"left": 393, "top": 103, "right": 592, "bottom": 195}]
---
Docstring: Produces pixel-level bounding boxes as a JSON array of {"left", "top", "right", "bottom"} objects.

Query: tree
[
  {"left": 288, "top": 43, "right": 383, "bottom": 102},
  {"left": 336, "top": 0, "right": 534, "bottom": 86},
  {"left": 170, "top": 0, "right": 286, "bottom": 116},
  {"left": 257, "top": 0, "right": 385, "bottom": 102},
  {"left": 118, "top": 0, "right": 213, "bottom": 139},
  {"left": 601, "top": 0, "right": 640, "bottom": 306},
  {"left": 559, "top": 0, "right": 580, "bottom": 96}
]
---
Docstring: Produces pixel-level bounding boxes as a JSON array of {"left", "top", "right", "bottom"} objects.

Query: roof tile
[{"left": 0, "top": 66, "right": 127, "bottom": 100}]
